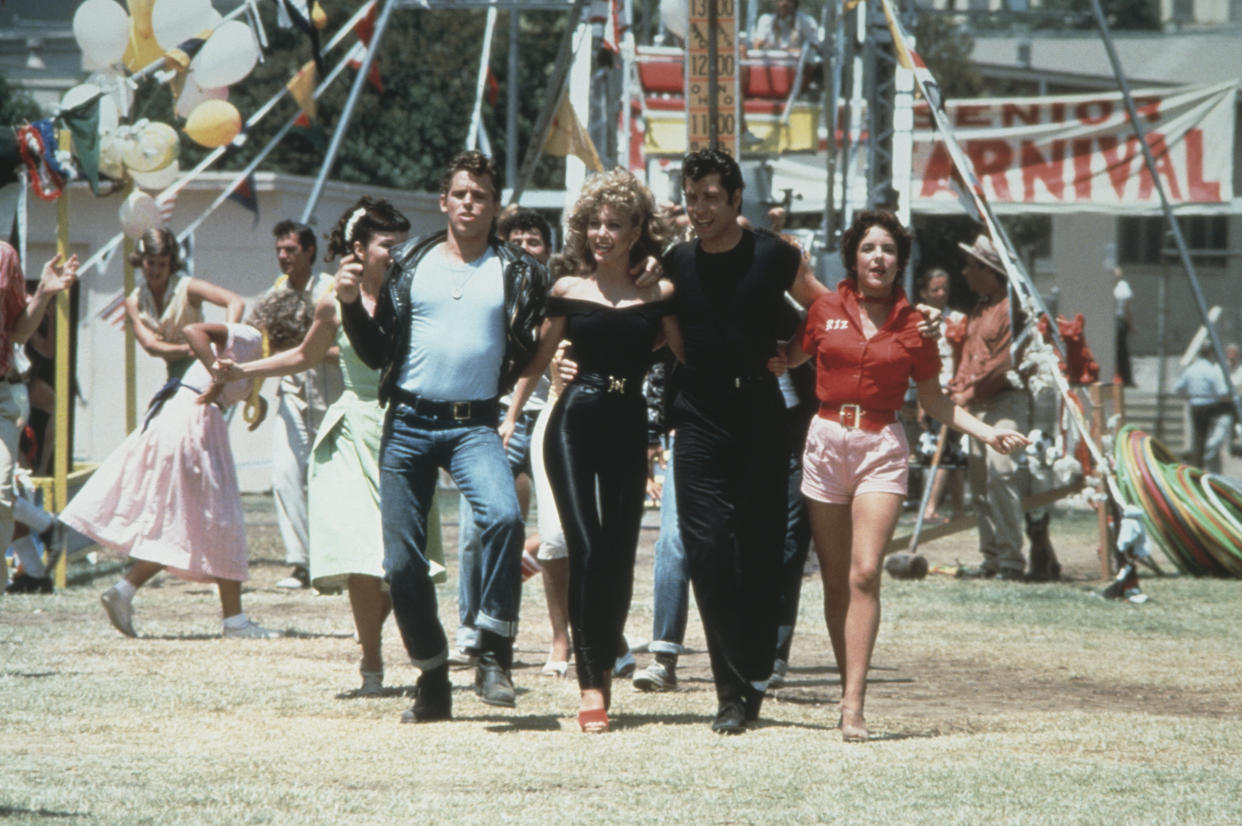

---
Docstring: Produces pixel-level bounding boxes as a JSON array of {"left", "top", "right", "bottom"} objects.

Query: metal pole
[
  {"left": 300, "top": 0, "right": 399, "bottom": 224},
  {"left": 506, "top": 8, "right": 519, "bottom": 189},
  {"left": 1090, "top": 0, "right": 1242, "bottom": 423}
]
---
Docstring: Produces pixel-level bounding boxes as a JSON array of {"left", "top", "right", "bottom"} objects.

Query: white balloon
[
  {"left": 174, "top": 76, "right": 228, "bottom": 119},
  {"left": 131, "top": 160, "right": 181, "bottom": 192},
  {"left": 118, "top": 190, "right": 163, "bottom": 239},
  {"left": 73, "top": 0, "right": 131, "bottom": 68},
  {"left": 188, "top": 21, "right": 260, "bottom": 89},
  {"left": 660, "top": 0, "right": 688, "bottom": 41},
  {"left": 151, "top": 0, "right": 216, "bottom": 50}
]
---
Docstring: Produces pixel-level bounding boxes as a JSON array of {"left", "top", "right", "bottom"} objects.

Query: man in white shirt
[{"left": 338, "top": 152, "right": 548, "bottom": 722}]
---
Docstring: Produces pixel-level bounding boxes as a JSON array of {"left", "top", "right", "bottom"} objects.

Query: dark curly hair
[
  {"left": 839, "top": 209, "right": 913, "bottom": 281},
  {"left": 561, "top": 168, "right": 671, "bottom": 276},
  {"left": 498, "top": 208, "right": 553, "bottom": 249},
  {"left": 246, "top": 289, "right": 312, "bottom": 352},
  {"left": 324, "top": 196, "right": 410, "bottom": 262},
  {"left": 128, "top": 228, "right": 184, "bottom": 271},
  {"left": 439, "top": 151, "right": 501, "bottom": 203},
  {"left": 681, "top": 148, "right": 744, "bottom": 207}
]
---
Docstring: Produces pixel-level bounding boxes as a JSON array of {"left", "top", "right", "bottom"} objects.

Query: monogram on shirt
[{"left": 824, "top": 318, "right": 849, "bottom": 331}]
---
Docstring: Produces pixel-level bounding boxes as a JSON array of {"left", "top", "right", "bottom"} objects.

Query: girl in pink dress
[{"left": 61, "top": 290, "right": 312, "bottom": 639}]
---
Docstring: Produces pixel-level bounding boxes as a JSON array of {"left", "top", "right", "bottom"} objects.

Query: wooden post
[
  {"left": 123, "top": 230, "right": 137, "bottom": 434},
  {"left": 686, "top": 0, "right": 739, "bottom": 154},
  {"left": 1089, "top": 383, "right": 1112, "bottom": 580},
  {"left": 52, "top": 131, "right": 73, "bottom": 588}
]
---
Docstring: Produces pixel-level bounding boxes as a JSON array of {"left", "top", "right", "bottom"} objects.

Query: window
[{"left": 1117, "top": 215, "right": 1229, "bottom": 264}]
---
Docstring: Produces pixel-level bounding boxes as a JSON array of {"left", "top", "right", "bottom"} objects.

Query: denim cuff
[
  {"left": 411, "top": 649, "right": 448, "bottom": 671},
  {"left": 648, "top": 640, "right": 683, "bottom": 656},
  {"left": 475, "top": 610, "right": 518, "bottom": 639}
]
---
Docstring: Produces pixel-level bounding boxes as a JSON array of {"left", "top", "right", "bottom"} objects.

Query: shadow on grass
[
  {"left": 334, "top": 686, "right": 413, "bottom": 700},
  {"left": 0, "top": 804, "right": 83, "bottom": 819},
  {"left": 2, "top": 670, "right": 59, "bottom": 679}
]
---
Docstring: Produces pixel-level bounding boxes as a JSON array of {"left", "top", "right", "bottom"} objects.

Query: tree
[
  {"left": 913, "top": 12, "right": 984, "bottom": 101},
  {"left": 0, "top": 76, "right": 44, "bottom": 126},
  {"left": 136, "top": 2, "right": 571, "bottom": 194}
]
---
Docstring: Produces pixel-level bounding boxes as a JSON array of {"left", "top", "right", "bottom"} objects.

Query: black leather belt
[
  {"left": 390, "top": 387, "right": 499, "bottom": 423},
  {"left": 575, "top": 371, "right": 640, "bottom": 395},
  {"left": 683, "top": 370, "right": 771, "bottom": 395}
]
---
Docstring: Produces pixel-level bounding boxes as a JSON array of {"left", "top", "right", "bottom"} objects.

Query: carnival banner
[{"left": 912, "top": 83, "right": 1236, "bottom": 213}]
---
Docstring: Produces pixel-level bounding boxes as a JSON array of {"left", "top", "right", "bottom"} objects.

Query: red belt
[{"left": 817, "top": 403, "right": 898, "bottom": 433}]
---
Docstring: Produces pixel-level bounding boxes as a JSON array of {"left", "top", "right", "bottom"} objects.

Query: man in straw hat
[{"left": 947, "top": 233, "right": 1030, "bottom": 581}]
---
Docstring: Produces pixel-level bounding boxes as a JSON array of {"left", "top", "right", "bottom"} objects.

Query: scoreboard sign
[{"left": 685, "top": 0, "right": 740, "bottom": 154}]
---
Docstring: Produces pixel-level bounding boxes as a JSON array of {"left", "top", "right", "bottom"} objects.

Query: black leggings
[{"left": 544, "top": 378, "right": 648, "bottom": 690}]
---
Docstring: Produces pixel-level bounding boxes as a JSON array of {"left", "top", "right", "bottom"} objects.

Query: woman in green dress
[{"left": 217, "top": 197, "right": 443, "bottom": 695}]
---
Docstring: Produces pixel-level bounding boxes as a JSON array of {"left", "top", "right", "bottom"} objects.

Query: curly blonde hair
[
  {"left": 246, "top": 289, "right": 312, "bottom": 352},
  {"left": 561, "top": 168, "right": 670, "bottom": 277}
]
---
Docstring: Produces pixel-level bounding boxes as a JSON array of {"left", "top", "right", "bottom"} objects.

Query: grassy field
[{"left": 2, "top": 496, "right": 1239, "bottom": 825}]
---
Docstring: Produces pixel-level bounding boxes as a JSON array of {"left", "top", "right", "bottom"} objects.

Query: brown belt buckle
[{"left": 840, "top": 403, "right": 861, "bottom": 429}]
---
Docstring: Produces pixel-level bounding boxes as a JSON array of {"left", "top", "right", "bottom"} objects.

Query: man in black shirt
[{"left": 666, "top": 149, "right": 826, "bottom": 733}]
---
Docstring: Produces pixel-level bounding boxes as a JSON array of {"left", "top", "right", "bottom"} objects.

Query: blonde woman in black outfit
[{"left": 503, "top": 169, "right": 681, "bottom": 733}]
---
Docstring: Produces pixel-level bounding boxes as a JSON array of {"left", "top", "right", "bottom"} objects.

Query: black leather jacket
[{"left": 339, "top": 230, "right": 549, "bottom": 406}]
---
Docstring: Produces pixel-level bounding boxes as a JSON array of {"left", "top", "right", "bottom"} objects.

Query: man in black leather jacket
[{"left": 337, "top": 151, "right": 548, "bottom": 722}]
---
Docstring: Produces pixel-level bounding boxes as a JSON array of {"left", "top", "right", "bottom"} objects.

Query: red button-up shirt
[
  {"left": 800, "top": 280, "right": 940, "bottom": 412},
  {"left": 946, "top": 294, "right": 1013, "bottom": 406},
  {"left": 0, "top": 243, "right": 30, "bottom": 377}
]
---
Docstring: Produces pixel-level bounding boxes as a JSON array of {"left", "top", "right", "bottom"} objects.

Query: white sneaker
[
  {"left": 223, "top": 619, "right": 280, "bottom": 639},
  {"left": 769, "top": 658, "right": 789, "bottom": 689},
  {"left": 614, "top": 649, "right": 636, "bottom": 679},
  {"left": 358, "top": 669, "right": 384, "bottom": 696},
  {"left": 100, "top": 587, "right": 137, "bottom": 638},
  {"left": 447, "top": 648, "right": 478, "bottom": 667}
]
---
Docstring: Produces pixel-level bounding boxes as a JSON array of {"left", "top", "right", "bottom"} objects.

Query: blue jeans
[
  {"left": 775, "top": 446, "right": 811, "bottom": 663},
  {"left": 649, "top": 448, "right": 690, "bottom": 656},
  {"left": 380, "top": 403, "right": 523, "bottom": 669},
  {"left": 456, "top": 406, "right": 536, "bottom": 650}
]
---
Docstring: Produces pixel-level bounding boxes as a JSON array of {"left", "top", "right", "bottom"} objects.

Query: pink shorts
[{"left": 801, "top": 415, "right": 909, "bottom": 504}]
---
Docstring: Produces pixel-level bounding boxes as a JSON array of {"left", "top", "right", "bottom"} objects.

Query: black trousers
[
  {"left": 673, "top": 386, "right": 790, "bottom": 705},
  {"left": 545, "top": 381, "right": 648, "bottom": 690}
]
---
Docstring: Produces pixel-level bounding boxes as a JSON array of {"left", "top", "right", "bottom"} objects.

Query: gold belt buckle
[
  {"left": 452, "top": 401, "right": 472, "bottom": 420},
  {"left": 839, "top": 403, "right": 862, "bottom": 429},
  {"left": 607, "top": 376, "right": 627, "bottom": 394}
]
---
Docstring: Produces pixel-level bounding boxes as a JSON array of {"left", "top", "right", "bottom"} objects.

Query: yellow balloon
[
  {"left": 311, "top": 1, "right": 327, "bottom": 29},
  {"left": 129, "top": 0, "right": 156, "bottom": 39},
  {"left": 184, "top": 99, "right": 241, "bottom": 148},
  {"left": 123, "top": 121, "right": 180, "bottom": 173},
  {"left": 123, "top": 18, "right": 164, "bottom": 72}
]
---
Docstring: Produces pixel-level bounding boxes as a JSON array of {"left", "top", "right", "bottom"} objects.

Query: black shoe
[
  {"left": 994, "top": 569, "right": 1026, "bottom": 582},
  {"left": 401, "top": 666, "right": 452, "bottom": 723},
  {"left": 712, "top": 700, "right": 747, "bottom": 735},
  {"left": 5, "top": 573, "right": 53, "bottom": 594},
  {"left": 474, "top": 654, "right": 516, "bottom": 708},
  {"left": 956, "top": 565, "right": 996, "bottom": 580}
]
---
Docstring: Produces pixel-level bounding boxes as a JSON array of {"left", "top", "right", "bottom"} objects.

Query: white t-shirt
[{"left": 1113, "top": 278, "right": 1133, "bottom": 320}]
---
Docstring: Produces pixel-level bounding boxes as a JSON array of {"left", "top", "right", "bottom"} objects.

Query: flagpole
[
  {"left": 467, "top": 6, "right": 499, "bottom": 151},
  {"left": 1089, "top": 0, "right": 1242, "bottom": 425},
  {"left": 300, "top": 0, "right": 398, "bottom": 224},
  {"left": 186, "top": 52, "right": 355, "bottom": 238},
  {"left": 52, "top": 130, "right": 73, "bottom": 589}
]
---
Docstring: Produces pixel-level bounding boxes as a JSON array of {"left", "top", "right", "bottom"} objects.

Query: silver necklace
[{"left": 451, "top": 267, "right": 476, "bottom": 300}]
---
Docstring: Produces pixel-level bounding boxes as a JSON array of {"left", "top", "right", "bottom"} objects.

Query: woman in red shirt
[{"left": 778, "top": 210, "right": 1027, "bottom": 742}]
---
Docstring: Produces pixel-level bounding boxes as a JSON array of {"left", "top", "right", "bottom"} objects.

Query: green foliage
[
  {"left": 913, "top": 13, "right": 984, "bottom": 101},
  {"left": 140, "top": 2, "right": 570, "bottom": 193},
  {"left": 0, "top": 76, "right": 44, "bottom": 125}
]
